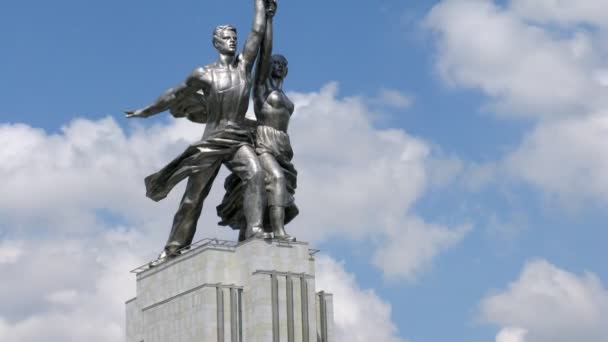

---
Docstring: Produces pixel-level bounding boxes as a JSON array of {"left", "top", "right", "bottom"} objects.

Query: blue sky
[{"left": 1, "top": 1, "right": 608, "bottom": 342}]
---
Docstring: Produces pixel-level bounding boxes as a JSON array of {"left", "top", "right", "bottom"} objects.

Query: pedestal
[{"left": 126, "top": 238, "right": 334, "bottom": 342}]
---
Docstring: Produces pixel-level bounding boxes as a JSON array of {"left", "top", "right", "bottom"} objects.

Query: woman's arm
[{"left": 253, "top": 13, "right": 274, "bottom": 109}]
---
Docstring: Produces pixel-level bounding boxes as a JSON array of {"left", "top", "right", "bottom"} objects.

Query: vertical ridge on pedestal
[
  {"left": 271, "top": 274, "right": 280, "bottom": 342},
  {"left": 317, "top": 291, "right": 329, "bottom": 342},
  {"left": 217, "top": 287, "right": 225, "bottom": 342},
  {"left": 238, "top": 289, "right": 243, "bottom": 341},
  {"left": 318, "top": 292, "right": 328, "bottom": 342},
  {"left": 230, "top": 288, "right": 238, "bottom": 342},
  {"left": 300, "top": 277, "right": 309, "bottom": 342},
  {"left": 286, "top": 276, "right": 294, "bottom": 342}
]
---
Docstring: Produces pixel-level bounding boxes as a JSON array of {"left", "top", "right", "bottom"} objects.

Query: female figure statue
[{"left": 217, "top": 2, "right": 299, "bottom": 241}]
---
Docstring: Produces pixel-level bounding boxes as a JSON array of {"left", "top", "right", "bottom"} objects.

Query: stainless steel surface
[
  {"left": 252, "top": 2, "right": 298, "bottom": 242},
  {"left": 217, "top": 0, "right": 299, "bottom": 242},
  {"left": 126, "top": 0, "right": 272, "bottom": 252}
]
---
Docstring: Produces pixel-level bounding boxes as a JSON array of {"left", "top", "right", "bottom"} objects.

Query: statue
[
  {"left": 126, "top": 0, "right": 275, "bottom": 257},
  {"left": 217, "top": 3, "right": 298, "bottom": 242}
]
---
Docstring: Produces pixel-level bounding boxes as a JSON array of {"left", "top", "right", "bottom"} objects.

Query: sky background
[{"left": 1, "top": 0, "right": 608, "bottom": 341}]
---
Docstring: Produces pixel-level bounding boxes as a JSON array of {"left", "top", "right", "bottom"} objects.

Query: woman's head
[{"left": 270, "top": 54, "right": 288, "bottom": 79}]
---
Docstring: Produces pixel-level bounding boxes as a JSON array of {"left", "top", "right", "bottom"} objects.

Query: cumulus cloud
[
  {"left": 0, "top": 231, "right": 143, "bottom": 342},
  {"left": 0, "top": 243, "right": 407, "bottom": 342},
  {"left": 289, "top": 84, "right": 470, "bottom": 278},
  {"left": 290, "top": 84, "right": 431, "bottom": 241},
  {"left": 453, "top": 111, "right": 608, "bottom": 208},
  {"left": 0, "top": 117, "right": 202, "bottom": 236},
  {"left": 425, "top": 0, "right": 608, "bottom": 206},
  {"left": 479, "top": 259, "right": 608, "bottom": 342},
  {"left": 315, "top": 255, "right": 407, "bottom": 342},
  {"left": 506, "top": 113, "right": 608, "bottom": 205},
  {"left": 375, "top": 88, "right": 414, "bottom": 109},
  {"left": 0, "top": 84, "right": 469, "bottom": 340},
  {"left": 425, "top": 0, "right": 608, "bottom": 118},
  {"left": 496, "top": 327, "right": 528, "bottom": 342},
  {"left": 0, "top": 83, "right": 468, "bottom": 280},
  {"left": 0, "top": 240, "right": 23, "bottom": 264},
  {"left": 510, "top": 0, "right": 608, "bottom": 28},
  {"left": 372, "top": 217, "right": 471, "bottom": 281}
]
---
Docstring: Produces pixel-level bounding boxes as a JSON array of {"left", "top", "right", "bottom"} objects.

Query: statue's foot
[
  {"left": 274, "top": 229, "right": 296, "bottom": 242},
  {"left": 277, "top": 235, "right": 296, "bottom": 242},
  {"left": 150, "top": 247, "right": 178, "bottom": 267},
  {"left": 245, "top": 226, "right": 266, "bottom": 240},
  {"left": 164, "top": 242, "right": 182, "bottom": 259}
]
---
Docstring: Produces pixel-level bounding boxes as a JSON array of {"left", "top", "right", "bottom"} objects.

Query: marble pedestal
[{"left": 126, "top": 238, "right": 334, "bottom": 342}]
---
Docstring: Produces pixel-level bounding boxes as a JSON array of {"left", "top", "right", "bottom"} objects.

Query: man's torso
[{"left": 202, "top": 56, "right": 253, "bottom": 139}]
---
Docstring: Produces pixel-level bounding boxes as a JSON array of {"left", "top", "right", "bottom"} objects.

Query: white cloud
[
  {"left": 0, "top": 84, "right": 470, "bottom": 340},
  {"left": 480, "top": 259, "right": 608, "bottom": 342},
  {"left": 0, "top": 241, "right": 407, "bottom": 342},
  {"left": 372, "top": 217, "right": 471, "bottom": 281},
  {"left": 510, "top": 0, "right": 608, "bottom": 28},
  {"left": 288, "top": 84, "right": 470, "bottom": 278},
  {"left": 0, "top": 231, "right": 143, "bottom": 342},
  {"left": 0, "top": 315, "right": 121, "bottom": 342},
  {"left": 46, "top": 290, "right": 79, "bottom": 305},
  {"left": 1, "top": 86, "right": 468, "bottom": 281},
  {"left": 289, "top": 84, "right": 431, "bottom": 242},
  {"left": 0, "top": 117, "right": 198, "bottom": 235},
  {"left": 593, "top": 69, "right": 608, "bottom": 87},
  {"left": 462, "top": 161, "right": 499, "bottom": 191},
  {"left": 496, "top": 327, "right": 528, "bottom": 342},
  {"left": 315, "top": 255, "right": 407, "bottom": 342},
  {"left": 0, "top": 240, "right": 23, "bottom": 264},
  {"left": 425, "top": 0, "right": 608, "bottom": 207},
  {"left": 376, "top": 88, "right": 414, "bottom": 109},
  {"left": 506, "top": 113, "right": 608, "bottom": 205},
  {"left": 0, "top": 115, "right": 239, "bottom": 246},
  {"left": 425, "top": 0, "right": 608, "bottom": 118}
]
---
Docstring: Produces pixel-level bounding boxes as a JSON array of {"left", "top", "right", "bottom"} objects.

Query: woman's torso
[{"left": 256, "top": 87, "right": 294, "bottom": 132}]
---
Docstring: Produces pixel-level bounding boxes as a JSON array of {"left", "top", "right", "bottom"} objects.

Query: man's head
[
  {"left": 213, "top": 25, "right": 238, "bottom": 56},
  {"left": 271, "top": 54, "right": 288, "bottom": 79}
]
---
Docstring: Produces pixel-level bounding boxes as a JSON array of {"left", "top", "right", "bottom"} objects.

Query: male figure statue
[{"left": 126, "top": 0, "right": 274, "bottom": 257}]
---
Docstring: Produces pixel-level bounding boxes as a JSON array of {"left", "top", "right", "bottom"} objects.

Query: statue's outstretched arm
[
  {"left": 126, "top": 68, "right": 210, "bottom": 118},
  {"left": 253, "top": 12, "right": 274, "bottom": 106},
  {"left": 240, "top": 0, "right": 268, "bottom": 72}
]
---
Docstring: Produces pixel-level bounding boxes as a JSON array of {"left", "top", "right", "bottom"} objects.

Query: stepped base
[{"left": 126, "top": 238, "right": 334, "bottom": 342}]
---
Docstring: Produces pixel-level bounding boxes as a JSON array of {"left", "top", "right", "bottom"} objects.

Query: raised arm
[
  {"left": 253, "top": 14, "right": 274, "bottom": 107},
  {"left": 240, "top": 0, "right": 269, "bottom": 72},
  {"left": 126, "top": 68, "right": 211, "bottom": 118}
]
